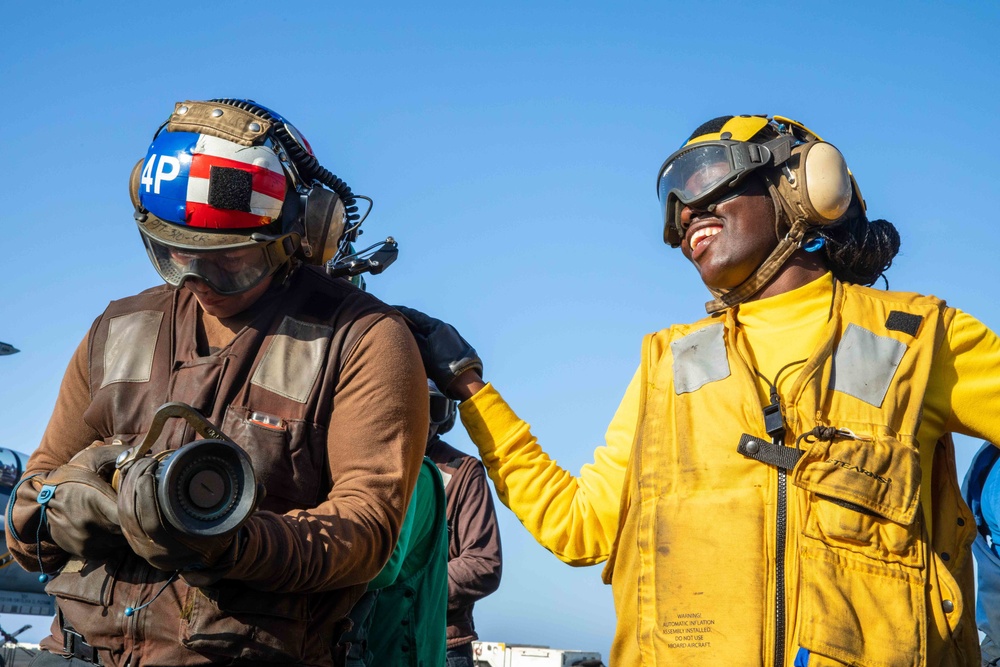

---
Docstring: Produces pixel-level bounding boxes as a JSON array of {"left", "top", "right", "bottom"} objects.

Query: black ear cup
[{"left": 155, "top": 439, "right": 258, "bottom": 538}]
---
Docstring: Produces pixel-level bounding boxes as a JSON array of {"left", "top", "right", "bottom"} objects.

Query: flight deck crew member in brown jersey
[{"left": 5, "top": 98, "right": 427, "bottom": 667}]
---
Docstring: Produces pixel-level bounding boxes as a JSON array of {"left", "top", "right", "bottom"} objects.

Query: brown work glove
[
  {"left": 9, "top": 442, "right": 130, "bottom": 560},
  {"left": 117, "top": 455, "right": 241, "bottom": 586}
]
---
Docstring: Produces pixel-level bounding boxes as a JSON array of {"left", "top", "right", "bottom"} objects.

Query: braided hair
[
  {"left": 814, "top": 206, "right": 900, "bottom": 287},
  {"left": 686, "top": 116, "right": 901, "bottom": 287}
]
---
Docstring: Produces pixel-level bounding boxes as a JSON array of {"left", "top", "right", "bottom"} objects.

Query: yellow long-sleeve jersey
[{"left": 460, "top": 273, "right": 1000, "bottom": 666}]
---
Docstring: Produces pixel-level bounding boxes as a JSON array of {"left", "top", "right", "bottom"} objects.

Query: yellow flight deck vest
[{"left": 602, "top": 281, "right": 979, "bottom": 667}]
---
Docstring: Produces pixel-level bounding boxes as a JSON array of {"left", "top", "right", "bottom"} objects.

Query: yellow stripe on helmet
[
  {"left": 685, "top": 115, "right": 771, "bottom": 145},
  {"left": 772, "top": 115, "right": 824, "bottom": 142}
]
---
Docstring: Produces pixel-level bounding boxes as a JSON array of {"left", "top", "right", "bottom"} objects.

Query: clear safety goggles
[
  {"left": 139, "top": 231, "right": 296, "bottom": 295},
  {"left": 657, "top": 136, "right": 792, "bottom": 246}
]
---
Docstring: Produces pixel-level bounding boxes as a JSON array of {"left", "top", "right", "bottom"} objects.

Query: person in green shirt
[{"left": 340, "top": 458, "right": 449, "bottom": 666}]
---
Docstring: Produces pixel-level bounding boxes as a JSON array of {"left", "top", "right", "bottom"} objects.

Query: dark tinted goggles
[{"left": 429, "top": 391, "right": 455, "bottom": 425}]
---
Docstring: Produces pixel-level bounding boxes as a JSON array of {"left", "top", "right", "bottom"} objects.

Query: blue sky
[{"left": 2, "top": 1, "right": 999, "bottom": 659}]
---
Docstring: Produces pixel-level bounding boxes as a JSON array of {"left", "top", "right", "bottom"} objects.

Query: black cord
[
  {"left": 753, "top": 358, "right": 808, "bottom": 405},
  {"left": 208, "top": 99, "right": 363, "bottom": 224},
  {"left": 125, "top": 571, "right": 180, "bottom": 617}
]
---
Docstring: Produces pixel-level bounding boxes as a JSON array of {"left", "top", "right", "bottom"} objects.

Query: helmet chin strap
[{"left": 702, "top": 180, "right": 810, "bottom": 314}]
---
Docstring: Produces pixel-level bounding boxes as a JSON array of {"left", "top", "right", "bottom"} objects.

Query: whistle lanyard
[{"left": 753, "top": 359, "right": 808, "bottom": 445}]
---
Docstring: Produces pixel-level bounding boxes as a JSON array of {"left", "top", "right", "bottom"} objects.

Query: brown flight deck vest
[
  {"left": 43, "top": 266, "right": 395, "bottom": 667},
  {"left": 603, "top": 281, "right": 979, "bottom": 667}
]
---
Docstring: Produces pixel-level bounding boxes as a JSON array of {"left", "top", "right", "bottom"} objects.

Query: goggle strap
[
  {"left": 762, "top": 135, "right": 794, "bottom": 168},
  {"left": 249, "top": 231, "right": 302, "bottom": 270}
]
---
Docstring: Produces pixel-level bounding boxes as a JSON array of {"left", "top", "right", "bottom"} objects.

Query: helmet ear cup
[
  {"left": 129, "top": 158, "right": 146, "bottom": 210},
  {"left": 774, "top": 141, "right": 854, "bottom": 225},
  {"left": 300, "top": 186, "right": 346, "bottom": 265}
]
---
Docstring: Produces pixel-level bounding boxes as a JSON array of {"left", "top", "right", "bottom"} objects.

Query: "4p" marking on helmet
[{"left": 140, "top": 154, "right": 181, "bottom": 194}]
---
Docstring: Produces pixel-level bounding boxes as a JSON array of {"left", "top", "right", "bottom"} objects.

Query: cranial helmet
[
  {"left": 656, "top": 114, "right": 866, "bottom": 312},
  {"left": 130, "top": 99, "right": 362, "bottom": 295}
]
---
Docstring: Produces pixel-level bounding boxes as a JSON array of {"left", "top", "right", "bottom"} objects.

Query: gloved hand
[
  {"left": 10, "top": 442, "right": 130, "bottom": 560},
  {"left": 116, "top": 455, "right": 241, "bottom": 586},
  {"left": 393, "top": 305, "right": 483, "bottom": 399}
]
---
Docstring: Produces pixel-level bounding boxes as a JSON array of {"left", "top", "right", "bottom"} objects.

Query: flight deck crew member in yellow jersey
[{"left": 398, "top": 114, "right": 1000, "bottom": 667}]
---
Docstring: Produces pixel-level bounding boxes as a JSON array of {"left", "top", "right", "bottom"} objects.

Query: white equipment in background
[{"left": 472, "top": 641, "right": 603, "bottom": 667}]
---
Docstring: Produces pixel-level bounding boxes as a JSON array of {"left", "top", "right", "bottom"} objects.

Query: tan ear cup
[
  {"left": 129, "top": 159, "right": 146, "bottom": 210},
  {"left": 301, "top": 186, "right": 346, "bottom": 265},
  {"left": 775, "top": 141, "right": 853, "bottom": 225}
]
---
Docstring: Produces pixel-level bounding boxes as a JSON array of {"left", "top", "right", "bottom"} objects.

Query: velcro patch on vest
[
  {"left": 251, "top": 316, "right": 333, "bottom": 403},
  {"left": 885, "top": 311, "right": 923, "bottom": 337},
  {"left": 829, "top": 324, "right": 907, "bottom": 408},
  {"left": 671, "top": 323, "right": 730, "bottom": 394},
  {"left": 101, "top": 310, "right": 163, "bottom": 387}
]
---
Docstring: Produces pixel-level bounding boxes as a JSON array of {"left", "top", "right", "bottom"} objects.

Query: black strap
[
  {"left": 60, "top": 611, "right": 102, "bottom": 667},
  {"left": 737, "top": 433, "right": 804, "bottom": 471}
]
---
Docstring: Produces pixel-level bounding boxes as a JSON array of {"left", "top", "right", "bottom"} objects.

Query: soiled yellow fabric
[
  {"left": 459, "top": 273, "right": 1000, "bottom": 666},
  {"left": 459, "top": 374, "right": 639, "bottom": 564}
]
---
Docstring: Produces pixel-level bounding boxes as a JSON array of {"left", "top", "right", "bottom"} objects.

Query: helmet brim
[{"left": 137, "top": 212, "right": 270, "bottom": 251}]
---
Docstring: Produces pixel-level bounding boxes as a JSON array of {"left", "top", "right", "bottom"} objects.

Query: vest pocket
[
  {"left": 794, "top": 427, "right": 926, "bottom": 666},
  {"left": 44, "top": 556, "right": 126, "bottom": 651},
  {"left": 221, "top": 405, "right": 322, "bottom": 511},
  {"left": 650, "top": 491, "right": 767, "bottom": 662},
  {"left": 45, "top": 558, "right": 120, "bottom": 607},
  {"left": 798, "top": 547, "right": 925, "bottom": 667},
  {"left": 181, "top": 580, "right": 309, "bottom": 662},
  {"left": 806, "top": 492, "right": 922, "bottom": 566}
]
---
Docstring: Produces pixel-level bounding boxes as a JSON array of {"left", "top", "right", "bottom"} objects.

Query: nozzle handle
[{"left": 112, "top": 402, "right": 234, "bottom": 489}]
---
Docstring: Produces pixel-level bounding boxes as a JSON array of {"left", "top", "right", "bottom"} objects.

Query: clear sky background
[{"left": 2, "top": 1, "right": 999, "bottom": 660}]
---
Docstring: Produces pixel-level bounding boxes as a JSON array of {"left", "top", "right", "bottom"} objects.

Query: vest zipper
[
  {"left": 775, "top": 466, "right": 787, "bottom": 667},
  {"left": 753, "top": 365, "right": 804, "bottom": 667}
]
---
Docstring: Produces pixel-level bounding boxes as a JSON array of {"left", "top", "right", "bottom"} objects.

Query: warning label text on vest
[{"left": 661, "top": 612, "right": 714, "bottom": 649}]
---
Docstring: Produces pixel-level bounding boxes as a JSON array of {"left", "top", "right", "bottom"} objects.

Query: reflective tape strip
[
  {"left": 829, "top": 323, "right": 907, "bottom": 407},
  {"left": 102, "top": 311, "right": 163, "bottom": 387},
  {"left": 251, "top": 317, "right": 333, "bottom": 403},
  {"left": 671, "top": 323, "right": 731, "bottom": 394}
]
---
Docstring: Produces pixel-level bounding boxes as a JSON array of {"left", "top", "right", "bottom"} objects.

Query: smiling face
[{"left": 679, "top": 178, "right": 780, "bottom": 291}]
